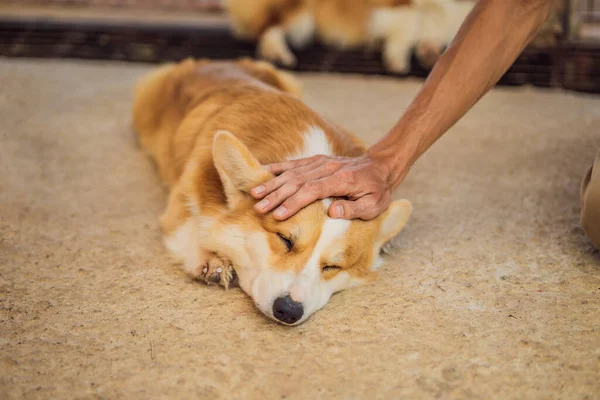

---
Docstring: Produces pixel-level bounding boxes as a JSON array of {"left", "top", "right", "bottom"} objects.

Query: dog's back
[
  {"left": 132, "top": 59, "right": 412, "bottom": 323},
  {"left": 132, "top": 58, "right": 307, "bottom": 187},
  {"left": 132, "top": 59, "right": 364, "bottom": 206}
]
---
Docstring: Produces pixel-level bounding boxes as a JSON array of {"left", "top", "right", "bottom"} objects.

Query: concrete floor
[{"left": 1, "top": 59, "right": 599, "bottom": 399}]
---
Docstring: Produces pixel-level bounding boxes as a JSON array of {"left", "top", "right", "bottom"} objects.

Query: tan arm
[
  {"left": 371, "top": 0, "right": 554, "bottom": 189},
  {"left": 253, "top": 0, "right": 554, "bottom": 220}
]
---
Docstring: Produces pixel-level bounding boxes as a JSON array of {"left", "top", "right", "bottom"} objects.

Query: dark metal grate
[
  {"left": 562, "top": 41, "right": 600, "bottom": 92},
  {"left": 0, "top": 18, "right": 572, "bottom": 89}
]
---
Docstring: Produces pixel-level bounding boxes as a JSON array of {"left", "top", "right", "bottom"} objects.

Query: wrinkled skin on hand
[{"left": 251, "top": 154, "right": 398, "bottom": 221}]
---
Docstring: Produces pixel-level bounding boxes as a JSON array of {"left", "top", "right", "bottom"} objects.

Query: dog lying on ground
[
  {"left": 132, "top": 58, "right": 412, "bottom": 325},
  {"left": 224, "top": 0, "right": 475, "bottom": 74}
]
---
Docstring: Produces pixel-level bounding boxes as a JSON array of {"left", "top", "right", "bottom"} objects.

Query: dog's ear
[
  {"left": 376, "top": 199, "right": 412, "bottom": 244},
  {"left": 213, "top": 130, "right": 271, "bottom": 209}
]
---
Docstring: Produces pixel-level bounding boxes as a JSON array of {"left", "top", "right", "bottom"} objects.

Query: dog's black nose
[{"left": 272, "top": 295, "right": 304, "bottom": 324}]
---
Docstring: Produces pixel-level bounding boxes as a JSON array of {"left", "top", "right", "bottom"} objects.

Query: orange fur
[
  {"left": 133, "top": 58, "right": 411, "bottom": 324},
  {"left": 224, "top": 0, "right": 475, "bottom": 73},
  {"left": 225, "top": 0, "right": 413, "bottom": 48}
]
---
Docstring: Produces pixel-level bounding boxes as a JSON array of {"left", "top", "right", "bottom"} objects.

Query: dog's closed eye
[
  {"left": 322, "top": 265, "right": 341, "bottom": 273},
  {"left": 276, "top": 233, "right": 293, "bottom": 251}
]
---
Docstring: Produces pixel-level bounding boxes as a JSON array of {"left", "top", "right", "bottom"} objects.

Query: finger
[
  {"left": 261, "top": 162, "right": 340, "bottom": 201},
  {"left": 254, "top": 179, "right": 305, "bottom": 214},
  {"left": 265, "top": 155, "right": 324, "bottom": 175},
  {"left": 250, "top": 159, "right": 327, "bottom": 199},
  {"left": 272, "top": 178, "right": 346, "bottom": 220},
  {"left": 251, "top": 171, "right": 295, "bottom": 199},
  {"left": 329, "top": 196, "right": 386, "bottom": 220}
]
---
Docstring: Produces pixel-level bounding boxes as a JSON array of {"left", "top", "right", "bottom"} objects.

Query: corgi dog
[
  {"left": 132, "top": 58, "right": 412, "bottom": 325},
  {"left": 224, "top": 0, "right": 475, "bottom": 74}
]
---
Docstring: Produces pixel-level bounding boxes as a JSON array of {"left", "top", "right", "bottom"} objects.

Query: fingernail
[
  {"left": 252, "top": 185, "right": 265, "bottom": 195},
  {"left": 261, "top": 165, "right": 270, "bottom": 171},
  {"left": 273, "top": 206, "right": 287, "bottom": 218},
  {"left": 334, "top": 205, "right": 344, "bottom": 218},
  {"left": 255, "top": 199, "right": 269, "bottom": 210}
]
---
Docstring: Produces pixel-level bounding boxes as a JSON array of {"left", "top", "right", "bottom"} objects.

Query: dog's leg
[
  {"left": 164, "top": 217, "right": 238, "bottom": 289},
  {"left": 370, "top": 7, "right": 419, "bottom": 75},
  {"left": 382, "top": 33, "right": 415, "bottom": 75},
  {"left": 197, "top": 251, "right": 237, "bottom": 289},
  {"left": 160, "top": 184, "right": 237, "bottom": 289},
  {"left": 286, "top": 10, "right": 316, "bottom": 50},
  {"left": 256, "top": 6, "right": 316, "bottom": 67},
  {"left": 257, "top": 25, "right": 297, "bottom": 67}
]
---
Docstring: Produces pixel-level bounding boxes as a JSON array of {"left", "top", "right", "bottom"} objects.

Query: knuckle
[
  {"left": 278, "top": 162, "right": 292, "bottom": 171},
  {"left": 344, "top": 202, "right": 357, "bottom": 212},
  {"left": 357, "top": 200, "right": 370, "bottom": 212},
  {"left": 362, "top": 198, "right": 377, "bottom": 210},
  {"left": 357, "top": 204, "right": 376, "bottom": 220},
  {"left": 282, "top": 170, "right": 297, "bottom": 179},
  {"left": 303, "top": 180, "right": 321, "bottom": 194},
  {"left": 342, "top": 208, "right": 354, "bottom": 219},
  {"left": 324, "top": 161, "right": 340, "bottom": 172},
  {"left": 290, "top": 178, "right": 304, "bottom": 191}
]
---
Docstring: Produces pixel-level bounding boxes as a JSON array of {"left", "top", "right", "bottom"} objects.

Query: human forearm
[
  {"left": 369, "top": 0, "right": 553, "bottom": 189},
  {"left": 251, "top": 0, "right": 554, "bottom": 221}
]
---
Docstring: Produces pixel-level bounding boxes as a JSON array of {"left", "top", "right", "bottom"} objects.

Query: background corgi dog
[
  {"left": 224, "top": 0, "right": 475, "bottom": 74},
  {"left": 132, "top": 58, "right": 412, "bottom": 325}
]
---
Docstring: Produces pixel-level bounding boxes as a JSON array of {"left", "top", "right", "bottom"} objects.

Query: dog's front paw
[
  {"left": 197, "top": 252, "right": 238, "bottom": 289},
  {"left": 258, "top": 42, "right": 297, "bottom": 67},
  {"left": 258, "top": 27, "right": 297, "bottom": 67},
  {"left": 383, "top": 53, "right": 411, "bottom": 75}
]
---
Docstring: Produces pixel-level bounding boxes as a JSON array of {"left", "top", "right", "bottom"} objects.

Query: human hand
[{"left": 250, "top": 154, "right": 398, "bottom": 220}]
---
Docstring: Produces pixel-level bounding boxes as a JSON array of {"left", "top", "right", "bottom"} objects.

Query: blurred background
[
  {"left": 1, "top": 3, "right": 600, "bottom": 398},
  {"left": 0, "top": 0, "right": 598, "bottom": 92}
]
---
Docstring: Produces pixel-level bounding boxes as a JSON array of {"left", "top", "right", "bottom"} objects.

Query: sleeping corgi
[
  {"left": 132, "top": 58, "right": 412, "bottom": 325},
  {"left": 224, "top": 0, "right": 475, "bottom": 74}
]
